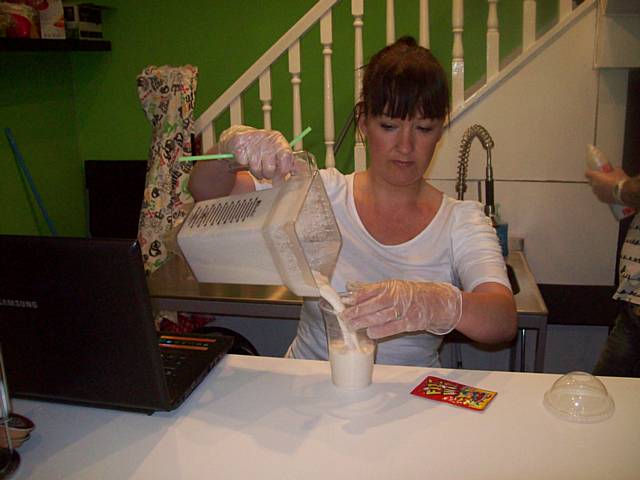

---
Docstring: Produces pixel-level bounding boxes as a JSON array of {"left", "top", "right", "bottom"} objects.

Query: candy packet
[{"left": 411, "top": 376, "right": 497, "bottom": 411}]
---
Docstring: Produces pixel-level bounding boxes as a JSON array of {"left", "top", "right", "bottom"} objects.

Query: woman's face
[{"left": 359, "top": 113, "right": 444, "bottom": 186}]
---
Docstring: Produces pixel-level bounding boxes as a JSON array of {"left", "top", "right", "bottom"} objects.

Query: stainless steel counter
[
  {"left": 148, "top": 250, "right": 548, "bottom": 371},
  {"left": 505, "top": 251, "right": 549, "bottom": 372},
  {"left": 147, "top": 254, "right": 302, "bottom": 319},
  {"left": 508, "top": 251, "right": 548, "bottom": 317}
]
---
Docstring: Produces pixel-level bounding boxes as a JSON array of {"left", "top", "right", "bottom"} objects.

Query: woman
[{"left": 189, "top": 36, "right": 517, "bottom": 367}]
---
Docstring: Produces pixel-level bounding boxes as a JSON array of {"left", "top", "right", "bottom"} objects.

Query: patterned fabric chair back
[{"left": 136, "top": 65, "right": 198, "bottom": 275}]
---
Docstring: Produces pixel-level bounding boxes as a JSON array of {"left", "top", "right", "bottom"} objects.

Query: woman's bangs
[{"left": 377, "top": 71, "right": 446, "bottom": 120}]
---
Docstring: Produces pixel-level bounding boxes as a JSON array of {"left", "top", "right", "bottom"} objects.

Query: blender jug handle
[
  {"left": 227, "top": 150, "right": 317, "bottom": 186},
  {"left": 291, "top": 150, "right": 317, "bottom": 177}
]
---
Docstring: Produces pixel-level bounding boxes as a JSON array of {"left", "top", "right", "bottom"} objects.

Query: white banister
[
  {"left": 487, "top": 0, "right": 500, "bottom": 81},
  {"left": 230, "top": 96, "right": 243, "bottom": 126},
  {"left": 201, "top": 123, "right": 215, "bottom": 153},
  {"left": 523, "top": 0, "right": 537, "bottom": 50},
  {"left": 419, "top": 0, "right": 430, "bottom": 49},
  {"left": 451, "top": 0, "right": 465, "bottom": 111},
  {"left": 352, "top": 0, "right": 366, "bottom": 171},
  {"left": 386, "top": 0, "right": 395, "bottom": 45},
  {"left": 320, "top": 11, "right": 336, "bottom": 168},
  {"left": 259, "top": 69, "right": 272, "bottom": 130},
  {"left": 288, "top": 40, "right": 303, "bottom": 149},
  {"left": 195, "top": 0, "right": 593, "bottom": 167},
  {"left": 458, "top": 0, "right": 596, "bottom": 121},
  {"left": 193, "top": 0, "right": 340, "bottom": 136},
  {"left": 558, "top": 0, "right": 573, "bottom": 19}
]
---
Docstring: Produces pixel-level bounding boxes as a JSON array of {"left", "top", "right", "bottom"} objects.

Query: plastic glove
[
  {"left": 218, "top": 125, "right": 296, "bottom": 180},
  {"left": 341, "top": 280, "right": 462, "bottom": 339}
]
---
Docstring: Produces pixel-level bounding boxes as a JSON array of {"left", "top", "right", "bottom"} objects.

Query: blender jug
[{"left": 177, "top": 151, "right": 342, "bottom": 297}]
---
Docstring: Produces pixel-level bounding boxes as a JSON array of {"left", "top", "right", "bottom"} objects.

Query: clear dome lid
[{"left": 543, "top": 371, "right": 615, "bottom": 423}]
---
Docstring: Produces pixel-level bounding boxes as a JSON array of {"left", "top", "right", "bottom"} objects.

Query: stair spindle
[
  {"left": 487, "top": 0, "right": 500, "bottom": 81},
  {"left": 386, "top": 0, "right": 395, "bottom": 45},
  {"left": 419, "top": 0, "right": 430, "bottom": 49},
  {"left": 288, "top": 40, "right": 303, "bottom": 150},
  {"left": 259, "top": 69, "right": 272, "bottom": 131},
  {"left": 352, "top": 0, "right": 366, "bottom": 171},
  {"left": 230, "top": 96, "right": 243, "bottom": 126},
  {"left": 201, "top": 123, "right": 215, "bottom": 154},
  {"left": 321, "top": 11, "right": 336, "bottom": 168},
  {"left": 523, "top": 0, "right": 537, "bottom": 50},
  {"left": 452, "top": 0, "right": 465, "bottom": 111}
]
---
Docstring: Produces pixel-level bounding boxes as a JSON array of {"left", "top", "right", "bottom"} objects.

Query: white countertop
[{"left": 12, "top": 355, "right": 637, "bottom": 480}]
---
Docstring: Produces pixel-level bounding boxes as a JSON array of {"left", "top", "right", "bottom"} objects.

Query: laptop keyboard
[
  {"left": 158, "top": 335, "right": 218, "bottom": 379},
  {"left": 160, "top": 350, "right": 188, "bottom": 377}
]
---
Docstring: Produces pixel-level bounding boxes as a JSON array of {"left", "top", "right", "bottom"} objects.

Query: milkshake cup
[{"left": 319, "top": 298, "right": 376, "bottom": 389}]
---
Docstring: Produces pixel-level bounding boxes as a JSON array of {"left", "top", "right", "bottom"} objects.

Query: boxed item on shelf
[
  {"left": 39, "top": 0, "right": 65, "bottom": 39},
  {"left": 62, "top": 2, "right": 104, "bottom": 40}
]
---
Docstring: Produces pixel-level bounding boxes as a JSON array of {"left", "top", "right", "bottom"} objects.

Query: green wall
[{"left": 0, "top": 0, "right": 556, "bottom": 236}]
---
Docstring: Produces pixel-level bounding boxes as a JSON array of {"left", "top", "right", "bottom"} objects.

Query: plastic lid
[{"left": 543, "top": 371, "right": 615, "bottom": 423}]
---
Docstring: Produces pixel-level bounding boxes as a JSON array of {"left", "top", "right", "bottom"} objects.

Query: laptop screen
[{"left": 0, "top": 235, "right": 172, "bottom": 411}]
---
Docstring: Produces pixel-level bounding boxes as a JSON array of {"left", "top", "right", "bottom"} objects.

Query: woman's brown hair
[{"left": 359, "top": 36, "right": 450, "bottom": 121}]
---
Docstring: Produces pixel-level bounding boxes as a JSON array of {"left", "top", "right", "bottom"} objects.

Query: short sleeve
[
  {"left": 318, "top": 167, "right": 344, "bottom": 193},
  {"left": 450, "top": 201, "right": 511, "bottom": 292}
]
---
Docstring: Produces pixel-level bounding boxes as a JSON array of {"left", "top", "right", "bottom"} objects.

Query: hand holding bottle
[
  {"left": 585, "top": 167, "right": 628, "bottom": 204},
  {"left": 585, "top": 144, "right": 635, "bottom": 220}
]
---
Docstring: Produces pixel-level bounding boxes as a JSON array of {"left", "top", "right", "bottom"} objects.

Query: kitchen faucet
[{"left": 456, "top": 124, "right": 496, "bottom": 223}]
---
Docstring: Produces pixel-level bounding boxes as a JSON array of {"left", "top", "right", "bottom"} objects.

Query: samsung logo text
[{"left": 0, "top": 299, "right": 39, "bottom": 309}]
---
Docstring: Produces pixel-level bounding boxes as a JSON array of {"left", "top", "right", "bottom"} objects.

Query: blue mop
[{"left": 4, "top": 128, "right": 58, "bottom": 236}]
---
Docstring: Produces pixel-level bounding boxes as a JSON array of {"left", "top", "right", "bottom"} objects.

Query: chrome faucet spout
[{"left": 456, "top": 124, "right": 496, "bottom": 220}]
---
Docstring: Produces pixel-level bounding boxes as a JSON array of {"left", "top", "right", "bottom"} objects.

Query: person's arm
[
  {"left": 188, "top": 147, "right": 256, "bottom": 201},
  {"left": 585, "top": 167, "right": 640, "bottom": 208},
  {"left": 456, "top": 282, "right": 517, "bottom": 343},
  {"left": 342, "top": 279, "right": 517, "bottom": 343}
]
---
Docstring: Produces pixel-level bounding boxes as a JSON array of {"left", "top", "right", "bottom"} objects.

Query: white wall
[{"left": 427, "top": 7, "right": 628, "bottom": 286}]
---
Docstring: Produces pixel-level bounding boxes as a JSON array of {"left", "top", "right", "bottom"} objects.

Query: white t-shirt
[{"left": 286, "top": 168, "right": 511, "bottom": 367}]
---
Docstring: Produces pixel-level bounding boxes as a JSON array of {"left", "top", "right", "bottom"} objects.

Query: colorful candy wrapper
[{"left": 411, "top": 376, "right": 497, "bottom": 411}]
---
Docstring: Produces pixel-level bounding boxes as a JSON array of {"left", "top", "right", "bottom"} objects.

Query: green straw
[
  {"left": 288, "top": 126, "right": 312, "bottom": 149},
  {"left": 179, "top": 126, "right": 312, "bottom": 163},
  {"left": 182, "top": 152, "right": 234, "bottom": 161}
]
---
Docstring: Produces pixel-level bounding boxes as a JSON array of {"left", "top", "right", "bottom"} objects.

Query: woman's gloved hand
[
  {"left": 341, "top": 280, "right": 463, "bottom": 339},
  {"left": 218, "top": 125, "right": 296, "bottom": 180}
]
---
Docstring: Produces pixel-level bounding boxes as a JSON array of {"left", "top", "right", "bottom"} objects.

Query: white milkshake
[
  {"left": 314, "top": 271, "right": 375, "bottom": 389},
  {"left": 328, "top": 339, "right": 376, "bottom": 389}
]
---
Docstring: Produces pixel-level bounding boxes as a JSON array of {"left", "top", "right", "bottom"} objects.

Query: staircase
[{"left": 193, "top": 0, "right": 588, "bottom": 170}]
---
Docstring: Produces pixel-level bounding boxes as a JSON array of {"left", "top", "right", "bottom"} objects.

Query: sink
[{"left": 506, "top": 264, "right": 520, "bottom": 295}]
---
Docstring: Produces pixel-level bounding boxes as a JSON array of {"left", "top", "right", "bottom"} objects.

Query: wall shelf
[{"left": 0, "top": 38, "right": 111, "bottom": 52}]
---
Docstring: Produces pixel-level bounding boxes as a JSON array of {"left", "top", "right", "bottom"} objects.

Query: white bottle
[{"left": 586, "top": 144, "right": 636, "bottom": 221}]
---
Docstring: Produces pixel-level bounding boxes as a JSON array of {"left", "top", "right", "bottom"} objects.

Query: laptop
[{"left": 0, "top": 235, "right": 233, "bottom": 414}]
